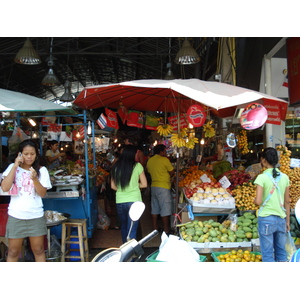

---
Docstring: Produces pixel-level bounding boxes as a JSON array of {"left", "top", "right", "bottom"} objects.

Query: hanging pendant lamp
[
  {"left": 42, "top": 61, "right": 60, "bottom": 86},
  {"left": 42, "top": 37, "right": 60, "bottom": 86},
  {"left": 60, "top": 80, "right": 75, "bottom": 102},
  {"left": 14, "top": 38, "right": 41, "bottom": 65},
  {"left": 175, "top": 38, "right": 200, "bottom": 65}
]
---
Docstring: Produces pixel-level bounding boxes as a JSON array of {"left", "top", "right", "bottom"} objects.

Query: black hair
[
  {"left": 261, "top": 147, "right": 280, "bottom": 178},
  {"left": 153, "top": 144, "right": 166, "bottom": 155},
  {"left": 50, "top": 140, "right": 58, "bottom": 145},
  {"left": 110, "top": 144, "right": 137, "bottom": 189},
  {"left": 18, "top": 139, "right": 41, "bottom": 177}
]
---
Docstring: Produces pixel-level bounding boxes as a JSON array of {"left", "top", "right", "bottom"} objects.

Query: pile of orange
[
  {"left": 179, "top": 166, "right": 215, "bottom": 187},
  {"left": 217, "top": 250, "right": 262, "bottom": 262}
]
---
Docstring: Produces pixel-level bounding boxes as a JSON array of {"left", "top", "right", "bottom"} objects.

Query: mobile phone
[{"left": 19, "top": 152, "right": 22, "bottom": 157}]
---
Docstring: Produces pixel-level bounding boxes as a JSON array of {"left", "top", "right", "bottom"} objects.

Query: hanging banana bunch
[
  {"left": 170, "top": 128, "right": 187, "bottom": 148},
  {"left": 237, "top": 130, "right": 249, "bottom": 155},
  {"left": 156, "top": 124, "right": 173, "bottom": 136},
  {"left": 203, "top": 120, "right": 216, "bottom": 138},
  {"left": 185, "top": 136, "right": 199, "bottom": 149},
  {"left": 170, "top": 128, "right": 199, "bottom": 149}
]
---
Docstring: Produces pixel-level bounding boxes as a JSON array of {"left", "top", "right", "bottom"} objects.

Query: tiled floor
[{"left": 88, "top": 191, "right": 162, "bottom": 251}]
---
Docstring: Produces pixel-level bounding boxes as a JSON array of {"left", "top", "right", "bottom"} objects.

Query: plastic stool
[{"left": 61, "top": 219, "right": 89, "bottom": 262}]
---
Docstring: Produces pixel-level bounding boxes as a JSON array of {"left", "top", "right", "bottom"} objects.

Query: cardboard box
[{"left": 180, "top": 211, "right": 218, "bottom": 223}]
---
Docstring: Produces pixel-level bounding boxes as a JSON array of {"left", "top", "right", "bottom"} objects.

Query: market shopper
[
  {"left": 253, "top": 147, "right": 290, "bottom": 262},
  {"left": 1, "top": 139, "right": 52, "bottom": 262},
  {"left": 146, "top": 144, "right": 175, "bottom": 234},
  {"left": 124, "top": 137, "right": 145, "bottom": 167},
  {"left": 45, "top": 140, "right": 65, "bottom": 170},
  {"left": 110, "top": 144, "right": 147, "bottom": 243}
]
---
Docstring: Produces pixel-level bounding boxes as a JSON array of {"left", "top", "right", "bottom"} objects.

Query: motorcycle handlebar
[{"left": 138, "top": 230, "right": 159, "bottom": 247}]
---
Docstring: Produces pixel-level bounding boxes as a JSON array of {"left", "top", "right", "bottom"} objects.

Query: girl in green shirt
[{"left": 111, "top": 145, "right": 147, "bottom": 243}]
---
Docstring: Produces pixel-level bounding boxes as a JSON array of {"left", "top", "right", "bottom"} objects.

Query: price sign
[
  {"left": 218, "top": 176, "right": 231, "bottom": 189},
  {"left": 290, "top": 158, "right": 300, "bottom": 168}
]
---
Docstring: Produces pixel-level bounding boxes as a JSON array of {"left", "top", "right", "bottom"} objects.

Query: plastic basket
[
  {"left": 211, "top": 251, "right": 262, "bottom": 262},
  {"left": 146, "top": 250, "right": 207, "bottom": 262}
]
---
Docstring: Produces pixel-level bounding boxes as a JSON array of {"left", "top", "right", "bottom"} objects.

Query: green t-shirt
[
  {"left": 146, "top": 154, "right": 174, "bottom": 189},
  {"left": 115, "top": 162, "right": 143, "bottom": 204},
  {"left": 254, "top": 168, "right": 289, "bottom": 218}
]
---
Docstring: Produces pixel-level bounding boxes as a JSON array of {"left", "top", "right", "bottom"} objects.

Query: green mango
[
  {"left": 198, "top": 236, "right": 205, "bottom": 243},
  {"left": 211, "top": 222, "right": 221, "bottom": 228},
  {"left": 228, "top": 235, "right": 236, "bottom": 242},
  {"left": 243, "top": 226, "right": 252, "bottom": 232},
  {"left": 195, "top": 229, "right": 204, "bottom": 236},
  {"left": 209, "top": 229, "right": 218, "bottom": 237}
]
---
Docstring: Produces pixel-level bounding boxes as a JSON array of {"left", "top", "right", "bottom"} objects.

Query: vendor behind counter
[{"left": 45, "top": 140, "right": 66, "bottom": 170}]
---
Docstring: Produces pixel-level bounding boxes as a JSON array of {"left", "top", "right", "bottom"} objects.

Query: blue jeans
[
  {"left": 116, "top": 202, "right": 139, "bottom": 243},
  {"left": 258, "top": 215, "right": 287, "bottom": 262}
]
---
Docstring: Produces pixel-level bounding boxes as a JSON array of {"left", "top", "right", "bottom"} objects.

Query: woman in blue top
[
  {"left": 254, "top": 147, "right": 290, "bottom": 262},
  {"left": 110, "top": 145, "right": 147, "bottom": 243}
]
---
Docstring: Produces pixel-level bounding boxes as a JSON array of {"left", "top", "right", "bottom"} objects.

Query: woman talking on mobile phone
[{"left": 1, "top": 140, "right": 52, "bottom": 262}]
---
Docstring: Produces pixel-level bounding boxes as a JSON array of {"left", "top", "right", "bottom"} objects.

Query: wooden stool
[{"left": 61, "top": 219, "right": 89, "bottom": 262}]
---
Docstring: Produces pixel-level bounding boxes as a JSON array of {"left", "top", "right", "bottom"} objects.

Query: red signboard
[
  {"left": 287, "top": 37, "right": 300, "bottom": 106},
  {"left": 187, "top": 104, "right": 206, "bottom": 127},
  {"left": 263, "top": 99, "right": 284, "bottom": 125},
  {"left": 168, "top": 114, "right": 188, "bottom": 130}
]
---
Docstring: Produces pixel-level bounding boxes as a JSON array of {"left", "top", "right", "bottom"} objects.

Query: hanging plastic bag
[
  {"left": 8, "top": 124, "right": 29, "bottom": 158},
  {"left": 286, "top": 231, "right": 297, "bottom": 261},
  {"left": 97, "top": 206, "right": 111, "bottom": 230}
]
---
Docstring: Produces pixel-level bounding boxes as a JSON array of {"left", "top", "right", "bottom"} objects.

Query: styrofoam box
[{"left": 187, "top": 241, "right": 252, "bottom": 250}]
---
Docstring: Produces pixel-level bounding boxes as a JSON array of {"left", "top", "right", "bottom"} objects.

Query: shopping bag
[
  {"left": 156, "top": 232, "right": 200, "bottom": 262},
  {"left": 286, "top": 231, "right": 297, "bottom": 261}
]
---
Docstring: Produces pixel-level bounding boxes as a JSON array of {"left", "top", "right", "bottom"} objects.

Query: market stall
[
  {"left": 33, "top": 110, "right": 104, "bottom": 239},
  {"left": 72, "top": 78, "right": 297, "bottom": 257},
  {"left": 0, "top": 89, "right": 103, "bottom": 240}
]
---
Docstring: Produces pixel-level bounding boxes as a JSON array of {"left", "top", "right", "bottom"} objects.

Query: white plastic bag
[{"left": 156, "top": 232, "right": 200, "bottom": 262}]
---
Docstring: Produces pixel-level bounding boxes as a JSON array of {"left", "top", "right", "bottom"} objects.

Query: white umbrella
[
  {"left": 74, "top": 78, "right": 288, "bottom": 115},
  {"left": 0, "top": 88, "right": 74, "bottom": 112}
]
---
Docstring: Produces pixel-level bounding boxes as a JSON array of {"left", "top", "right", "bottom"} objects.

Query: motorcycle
[{"left": 91, "top": 201, "right": 159, "bottom": 262}]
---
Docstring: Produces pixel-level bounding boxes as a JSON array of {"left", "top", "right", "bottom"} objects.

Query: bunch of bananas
[
  {"left": 237, "top": 130, "right": 249, "bottom": 155},
  {"left": 203, "top": 120, "right": 216, "bottom": 138},
  {"left": 170, "top": 133, "right": 186, "bottom": 148},
  {"left": 185, "top": 137, "right": 199, "bottom": 149},
  {"left": 156, "top": 124, "right": 173, "bottom": 136},
  {"left": 276, "top": 145, "right": 292, "bottom": 175}
]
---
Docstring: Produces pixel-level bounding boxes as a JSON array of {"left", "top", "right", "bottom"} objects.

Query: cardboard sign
[{"left": 218, "top": 176, "right": 231, "bottom": 189}]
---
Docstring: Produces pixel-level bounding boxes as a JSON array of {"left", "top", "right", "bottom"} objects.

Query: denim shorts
[
  {"left": 150, "top": 187, "right": 172, "bottom": 217},
  {"left": 6, "top": 215, "right": 47, "bottom": 239},
  {"left": 258, "top": 215, "right": 287, "bottom": 262}
]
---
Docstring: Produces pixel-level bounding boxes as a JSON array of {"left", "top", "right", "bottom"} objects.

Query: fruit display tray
[
  {"left": 146, "top": 250, "right": 207, "bottom": 262},
  {"left": 211, "top": 251, "right": 261, "bottom": 262},
  {"left": 187, "top": 241, "right": 252, "bottom": 253}
]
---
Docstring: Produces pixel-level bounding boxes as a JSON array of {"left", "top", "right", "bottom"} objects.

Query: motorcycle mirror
[{"left": 129, "top": 202, "right": 145, "bottom": 221}]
